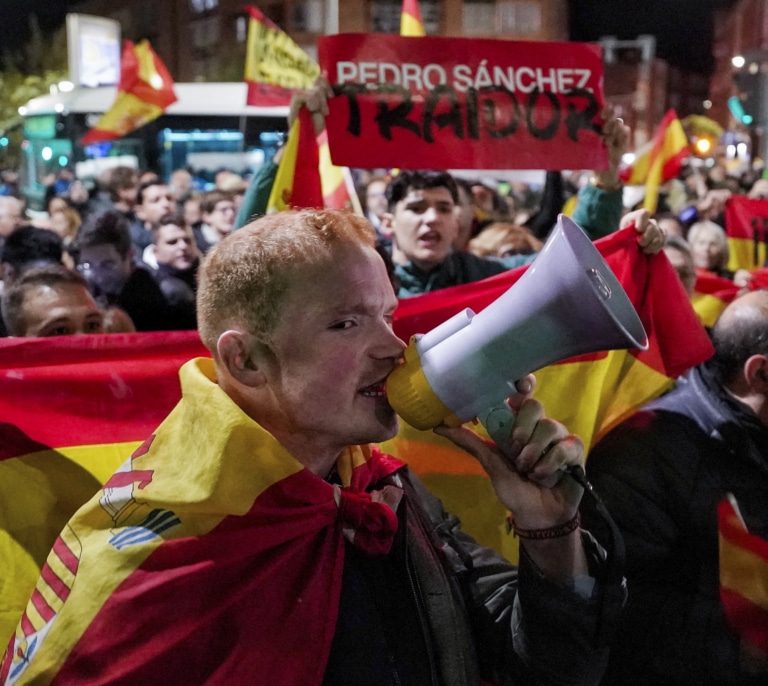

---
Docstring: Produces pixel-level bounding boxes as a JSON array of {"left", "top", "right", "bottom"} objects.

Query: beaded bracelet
[{"left": 506, "top": 511, "right": 581, "bottom": 540}]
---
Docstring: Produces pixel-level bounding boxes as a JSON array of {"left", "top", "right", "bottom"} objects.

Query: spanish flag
[
  {"left": 719, "top": 494, "right": 768, "bottom": 655},
  {"left": 620, "top": 109, "right": 690, "bottom": 214},
  {"left": 81, "top": 40, "right": 177, "bottom": 145},
  {"left": 266, "top": 109, "right": 323, "bottom": 212},
  {"left": 691, "top": 269, "right": 740, "bottom": 328},
  {"left": 401, "top": 0, "right": 426, "bottom": 36},
  {"left": 244, "top": 5, "right": 319, "bottom": 106},
  {"left": 382, "top": 225, "right": 713, "bottom": 558},
  {"left": 0, "top": 230, "right": 712, "bottom": 646},
  {"left": 724, "top": 195, "right": 768, "bottom": 272},
  {"left": 0, "top": 332, "right": 207, "bottom": 646},
  {"left": 2, "top": 357, "right": 403, "bottom": 684},
  {"left": 267, "top": 112, "right": 360, "bottom": 213}
]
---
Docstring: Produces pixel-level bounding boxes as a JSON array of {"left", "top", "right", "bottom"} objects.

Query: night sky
[{"left": 0, "top": 0, "right": 743, "bottom": 75}]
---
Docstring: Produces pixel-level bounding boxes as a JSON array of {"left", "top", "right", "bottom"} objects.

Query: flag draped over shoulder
[
  {"left": 2, "top": 357, "right": 403, "bottom": 685},
  {"left": 81, "top": 40, "right": 177, "bottom": 146},
  {"left": 383, "top": 226, "right": 713, "bottom": 557},
  {"left": 724, "top": 196, "right": 768, "bottom": 271},
  {"left": 719, "top": 494, "right": 768, "bottom": 655},
  {"left": 620, "top": 109, "right": 690, "bottom": 214},
  {"left": 0, "top": 231, "right": 713, "bottom": 647},
  {"left": 244, "top": 5, "right": 320, "bottom": 106},
  {"left": 401, "top": 0, "right": 426, "bottom": 36}
]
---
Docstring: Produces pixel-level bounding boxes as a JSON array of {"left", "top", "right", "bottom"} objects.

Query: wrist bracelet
[{"left": 506, "top": 511, "right": 581, "bottom": 540}]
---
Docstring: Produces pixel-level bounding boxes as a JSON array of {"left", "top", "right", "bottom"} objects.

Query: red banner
[{"left": 317, "top": 34, "right": 607, "bottom": 171}]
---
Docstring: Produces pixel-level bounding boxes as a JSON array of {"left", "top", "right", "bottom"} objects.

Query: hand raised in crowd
[
  {"left": 620, "top": 208, "right": 665, "bottom": 254},
  {"left": 288, "top": 75, "right": 334, "bottom": 134},
  {"left": 591, "top": 105, "right": 631, "bottom": 191}
]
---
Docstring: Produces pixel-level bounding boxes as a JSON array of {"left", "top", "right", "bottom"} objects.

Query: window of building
[
  {"left": 370, "top": 0, "right": 440, "bottom": 34},
  {"left": 292, "top": 0, "right": 324, "bottom": 32},
  {"left": 190, "top": 0, "right": 219, "bottom": 13},
  {"left": 190, "top": 15, "right": 220, "bottom": 50},
  {"left": 463, "top": 1, "right": 541, "bottom": 36}
]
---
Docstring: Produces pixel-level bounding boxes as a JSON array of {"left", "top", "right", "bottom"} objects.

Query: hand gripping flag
[
  {"left": 719, "top": 494, "right": 768, "bottom": 656},
  {"left": 244, "top": 5, "right": 320, "bottom": 106},
  {"left": 620, "top": 109, "right": 690, "bottom": 214},
  {"left": 80, "top": 40, "right": 177, "bottom": 146},
  {"left": 401, "top": 0, "right": 426, "bottom": 36}
]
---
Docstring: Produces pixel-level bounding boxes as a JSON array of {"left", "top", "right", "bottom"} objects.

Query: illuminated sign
[{"left": 66, "top": 14, "right": 121, "bottom": 88}]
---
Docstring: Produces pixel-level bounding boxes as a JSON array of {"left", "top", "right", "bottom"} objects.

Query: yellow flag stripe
[{"left": 720, "top": 534, "right": 768, "bottom": 612}]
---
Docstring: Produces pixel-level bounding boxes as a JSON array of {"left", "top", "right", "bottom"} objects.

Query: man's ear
[
  {"left": 216, "top": 330, "right": 267, "bottom": 387},
  {"left": 744, "top": 354, "right": 768, "bottom": 394},
  {"left": 379, "top": 212, "right": 395, "bottom": 239}
]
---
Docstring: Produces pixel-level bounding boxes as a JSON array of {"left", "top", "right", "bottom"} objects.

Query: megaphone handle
[
  {"left": 480, "top": 404, "right": 518, "bottom": 447},
  {"left": 480, "top": 403, "right": 586, "bottom": 484}
]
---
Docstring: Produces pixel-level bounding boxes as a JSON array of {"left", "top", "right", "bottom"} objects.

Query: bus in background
[{"left": 19, "top": 82, "right": 288, "bottom": 210}]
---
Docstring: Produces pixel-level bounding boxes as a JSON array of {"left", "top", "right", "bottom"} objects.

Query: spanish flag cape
[{"left": 2, "top": 358, "right": 404, "bottom": 686}]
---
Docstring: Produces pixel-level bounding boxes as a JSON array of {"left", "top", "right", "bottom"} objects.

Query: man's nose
[{"left": 422, "top": 205, "right": 439, "bottom": 224}]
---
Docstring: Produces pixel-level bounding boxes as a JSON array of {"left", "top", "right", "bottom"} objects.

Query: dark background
[{"left": 0, "top": 0, "right": 744, "bottom": 74}]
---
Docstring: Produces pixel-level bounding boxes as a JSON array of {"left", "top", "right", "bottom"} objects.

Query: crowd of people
[{"left": 0, "top": 78, "right": 767, "bottom": 686}]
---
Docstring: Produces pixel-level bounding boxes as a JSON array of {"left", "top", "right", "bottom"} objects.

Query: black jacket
[{"left": 585, "top": 363, "right": 768, "bottom": 685}]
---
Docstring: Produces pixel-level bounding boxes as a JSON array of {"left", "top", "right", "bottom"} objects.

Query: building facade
[{"left": 70, "top": 0, "right": 568, "bottom": 82}]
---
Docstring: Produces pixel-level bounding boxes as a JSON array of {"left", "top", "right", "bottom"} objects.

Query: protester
[
  {"left": 3, "top": 207, "right": 624, "bottom": 684},
  {"left": 101, "top": 305, "right": 137, "bottom": 333},
  {"left": 192, "top": 190, "right": 237, "bottom": 254},
  {"left": 583, "top": 289, "right": 768, "bottom": 684},
  {"left": 0, "top": 196, "right": 24, "bottom": 253},
  {"left": 76, "top": 209, "right": 171, "bottom": 331},
  {"left": 1, "top": 264, "right": 104, "bottom": 337},
  {"left": 363, "top": 174, "right": 389, "bottom": 238},
  {"left": 688, "top": 219, "right": 731, "bottom": 275},
  {"left": 381, "top": 170, "right": 665, "bottom": 297},
  {"left": 130, "top": 180, "right": 175, "bottom": 253},
  {"left": 663, "top": 234, "right": 697, "bottom": 298},
  {"left": 149, "top": 213, "right": 199, "bottom": 330},
  {"left": 467, "top": 221, "right": 544, "bottom": 259},
  {"left": 0, "top": 224, "right": 63, "bottom": 287},
  {"left": 103, "top": 166, "right": 140, "bottom": 219}
]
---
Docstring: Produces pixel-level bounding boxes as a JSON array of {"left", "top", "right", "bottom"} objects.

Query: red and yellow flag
[
  {"left": 2, "top": 356, "right": 403, "bottom": 684},
  {"left": 0, "top": 231, "right": 713, "bottom": 644},
  {"left": 244, "top": 5, "right": 320, "bottom": 106},
  {"left": 401, "top": 0, "right": 426, "bottom": 36},
  {"left": 620, "top": 109, "right": 690, "bottom": 214},
  {"left": 724, "top": 195, "right": 768, "bottom": 272},
  {"left": 267, "top": 113, "right": 361, "bottom": 213},
  {"left": 719, "top": 494, "right": 768, "bottom": 655},
  {"left": 266, "top": 109, "right": 323, "bottom": 212},
  {"left": 384, "top": 226, "right": 713, "bottom": 557},
  {"left": 81, "top": 40, "right": 177, "bottom": 146}
]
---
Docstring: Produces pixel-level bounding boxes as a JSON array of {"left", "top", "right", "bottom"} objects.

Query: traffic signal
[{"left": 732, "top": 70, "right": 765, "bottom": 125}]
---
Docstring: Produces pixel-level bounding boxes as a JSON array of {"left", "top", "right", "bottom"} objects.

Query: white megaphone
[{"left": 387, "top": 214, "right": 649, "bottom": 444}]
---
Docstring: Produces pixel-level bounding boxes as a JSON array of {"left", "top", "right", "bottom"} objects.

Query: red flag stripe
[
  {"left": 52, "top": 537, "right": 79, "bottom": 577},
  {"left": 30, "top": 589, "right": 56, "bottom": 624},
  {"left": 40, "top": 564, "right": 72, "bottom": 604}
]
